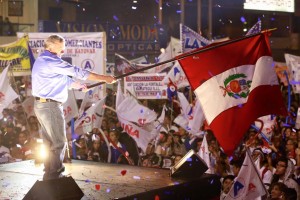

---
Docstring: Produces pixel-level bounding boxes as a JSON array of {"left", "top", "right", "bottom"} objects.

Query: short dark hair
[
  {"left": 230, "top": 158, "right": 243, "bottom": 168},
  {"left": 222, "top": 175, "right": 235, "bottom": 183}
]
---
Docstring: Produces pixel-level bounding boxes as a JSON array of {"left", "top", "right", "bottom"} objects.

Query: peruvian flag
[{"left": 178, "top": 33, "right": 287, "bottom": 155}]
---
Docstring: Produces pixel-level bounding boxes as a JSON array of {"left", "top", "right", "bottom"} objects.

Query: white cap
[
  {"left": 170, "top": 125, "right": 179, "bottom": 132},
  {"left": 160, "top": 126, "right": 168, "bottom": 133},
  {"left": 92, "top": 134, "right": 100, "bottom": 141}
]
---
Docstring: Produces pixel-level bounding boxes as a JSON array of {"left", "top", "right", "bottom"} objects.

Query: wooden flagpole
[{"left": 87, "top": 29, "right": 277, "bottom": 89}]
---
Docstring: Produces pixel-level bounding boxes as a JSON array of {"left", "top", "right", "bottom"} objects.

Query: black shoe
[
  {"left": 43, "top": 171, "right": 66, "bottom": 181},
  {"left": 57, "top": 166, "right": 65, "bottom": 173},
  {"left": 63, "top": 158, "right": 72, "bottom": 163}
]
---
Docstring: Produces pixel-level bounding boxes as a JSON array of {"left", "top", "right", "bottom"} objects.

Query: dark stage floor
[{"left": 0, "top": 160, "right": 221, "bottom": 200}]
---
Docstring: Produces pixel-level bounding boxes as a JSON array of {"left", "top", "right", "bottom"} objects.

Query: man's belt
[{"left": 35, "top": 97, "right": 60, "bottom": 103}]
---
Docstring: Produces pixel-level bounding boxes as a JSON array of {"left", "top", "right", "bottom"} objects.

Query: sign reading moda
[
  {"left": 244, "top": 0, "right": 294, "bottom": 13},
  {"left": 178, "top": 33, "right": 288, "bottom": 156},
  {"left": 38, "top": 22, "right": 167, "bottom": 57}
]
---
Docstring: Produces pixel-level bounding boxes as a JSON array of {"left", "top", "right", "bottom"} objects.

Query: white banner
[
  {"left": 124, "top": 73, "right": 167, "bottom": 99},
  {"left": 17, "top": 32, "right": 107, "bottom": 99},
  {"left": 285, "top": 53, "right": 300, "bottom": 93}
]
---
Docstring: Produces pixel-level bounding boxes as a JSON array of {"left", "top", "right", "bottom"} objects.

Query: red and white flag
[
  {"left": 0, "top": 66, "right": 19, "bottom": 118},
  {"left": 224, "top": 151, "right": 267, "bottom": 200},
  {"left": 178, "top": 33, "right": 287, "bottom": 155}
]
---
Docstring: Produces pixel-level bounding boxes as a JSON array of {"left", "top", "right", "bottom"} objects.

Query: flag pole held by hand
[{"left": 87, "top": 28, "right": 278, "bottom": 89}]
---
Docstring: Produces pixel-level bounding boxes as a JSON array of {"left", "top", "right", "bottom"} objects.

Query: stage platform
[{"left": 0, "top": 160, "right": 221, "bottom": 200}]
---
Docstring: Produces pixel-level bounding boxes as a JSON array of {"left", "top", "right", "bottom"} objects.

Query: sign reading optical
[{"left": 244, "top": 0, "right": 294, "bottom": 13}]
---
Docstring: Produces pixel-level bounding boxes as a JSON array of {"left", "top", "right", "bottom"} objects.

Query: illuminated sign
[
  {"left": 244, "top": 0, "right": 294, "bottom": 13},
  {"left": 39, "top": 21, "right": 168, "bottom": 57}
]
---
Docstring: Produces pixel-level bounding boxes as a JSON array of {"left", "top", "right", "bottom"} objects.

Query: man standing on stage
[{"left": 32, "top": 34, "right": 116, "bottom": 180}]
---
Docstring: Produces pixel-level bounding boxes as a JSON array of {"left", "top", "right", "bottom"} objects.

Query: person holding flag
[{"left": 32, "top": 34, "right": 116, "bottom": 180}]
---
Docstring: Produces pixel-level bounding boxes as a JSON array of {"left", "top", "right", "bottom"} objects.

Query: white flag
[
  {"left": 187, "top": 99, "right": 205, "bottom": 134},
  {"left": 225, "top": 151, "right": 267, "bottom": 200},
  {"left": 177, "top": 92, "right": 192, "bottom": 119},
  {"left": 74, "top": 97, "right": 106, "bottom": 134},
  {"left": 115, "top": 82, "right": 158, "bottom": 151},
  {"left": 148, "top": 37, "right": 181, "bottom": 73},
  {"left": 198, "top": 134, "right": 211, "bottom": 174},
  {"left": 63, "top": 90, "right": 79, "bottom": 123},
  {"left": 180, "top": 23, "right": 211, "bottom": 53},
  {"left": 114, "top": 53, "right": 151, "bottom": 76},
  {"left": 22, "top": 96, "right": 35, "bottom": 117},
  {"left": 284, "top": 53, "right": 300, "bottom": 93},
  {"left": 117, "top": 95, "right": 157, "bottom": 127},
  {"left": 173, "top": 114, "right": 188, "bottom": 131},
  {"left": 119, "top": 119, "right": 154, "bottom": 153},
  {"left": 79, "top": 85, "right": 102, "bottom": 115},
  {"left": 157, "top": 105, "right": 166, "bottom": 124},
  {"left": 255, "top": 115, "right": 275, "bottom": 140},
  {"left": 296, "top": 107, "right": 300, "bottom": 129},
  {"left": 174, "top": 92, "right": 204, "bottom": 133},
  {"left": 153, "top": 104, "right": 167, "bottom": 132},
  {"left": 162, "top": 61, "right": 189, "bottom": 89},
  {"left": 116, "top": 80, "right": 125, "bottom": 108},
  {"left": 0, "top": 66, "right": 18, "bottom": 118}
]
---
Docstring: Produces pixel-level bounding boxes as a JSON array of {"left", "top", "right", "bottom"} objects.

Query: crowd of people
[{"left": 0, "top": 81, "right": 300, "bottom": 199}]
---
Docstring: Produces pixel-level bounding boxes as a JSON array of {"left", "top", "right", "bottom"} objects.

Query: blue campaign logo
[
  {"left": 228, "top": 177, "right": 246, "bottom": 199},
  {"left": 173, "top": 66, "right": 180, "bottom": 76},
  {"left": 184, "top": 38, "right": 201, "bottom": 49},
  {"left": 234, "top": 181, "right": 244, "bottom": 197},
  {"left": 82, "top": 59, "right": 95, "bottom": 71}
]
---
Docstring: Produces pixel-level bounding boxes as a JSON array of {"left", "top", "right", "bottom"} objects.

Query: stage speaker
[
  {"left": 23, "top": 176, "right": 84, "bottom": 200},
  {"left": 170, "top": 149, "right": 208, "bottom": 178}
]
